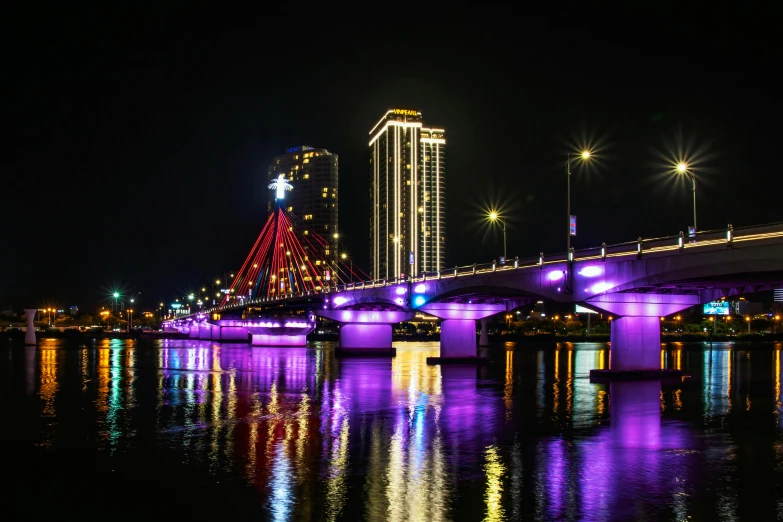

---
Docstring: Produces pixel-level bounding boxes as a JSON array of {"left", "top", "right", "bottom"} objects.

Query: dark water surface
[{"left": 3, "top": 339, "right": 783, "bottom": 520}]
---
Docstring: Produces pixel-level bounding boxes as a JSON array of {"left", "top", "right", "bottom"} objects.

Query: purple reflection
[
  {"left": 558, "top": 380, "right": 699, "bottom": 520},
  {"left": 338, "top": 358, "right": 392, "bottom": 413},
  {"left": 611, "top": 381, "right": 661, "bottom": 448}
]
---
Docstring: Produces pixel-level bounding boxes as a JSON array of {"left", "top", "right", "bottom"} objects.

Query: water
[{"left": 3, "top": 339, "right": 783, "bottom": 520}]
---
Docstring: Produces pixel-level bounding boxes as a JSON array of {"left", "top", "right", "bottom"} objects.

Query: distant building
[
  {"left": 267, "top": 146, "right": 338, "bottom": 258},
  {"left": 368, "top": 109, "right": 446, "bottom": 280},
  {"left": 69, "top": 306, "right": 79, "bottom": 316}
]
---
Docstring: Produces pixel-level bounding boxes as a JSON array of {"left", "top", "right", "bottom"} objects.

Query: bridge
[{"left": 167, "top": 221, "right": 783, "bottom": 372}]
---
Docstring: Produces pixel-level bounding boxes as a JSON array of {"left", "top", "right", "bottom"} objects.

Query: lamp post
[
  {"left": 677, "top": 162, "right": 697, "bottom": 232},
  {"left": 488, "top": 211, "right": 506, "bottom": 261},
  {"left": 746, "top": 315, "right": 751, "bottom": 334},
  {"left": 341, "top": 252, "right": 352, "bottom": 283},
  {"left": 566, "top": 150, "right": 591, "bottom": 291}
]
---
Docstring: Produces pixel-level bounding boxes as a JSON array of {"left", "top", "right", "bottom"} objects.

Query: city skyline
[{"left": 3, "top": 12, "right": 781, "bottom": 309}]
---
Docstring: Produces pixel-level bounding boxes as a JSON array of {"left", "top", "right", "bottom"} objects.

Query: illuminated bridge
[{"left": 168, "top": 222, "right": 783, "bottom": 371}]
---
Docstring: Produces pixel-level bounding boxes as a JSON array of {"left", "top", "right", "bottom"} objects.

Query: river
[{"left": 2, "top": 339, "right": 782, "bottom": 520}]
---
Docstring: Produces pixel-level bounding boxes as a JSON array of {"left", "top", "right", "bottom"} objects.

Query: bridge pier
[
  {"left": 420, "top": 302, "right": 512, "bottom": 363},
  {"left": 479, "top": 318, "right": 490, "bottom": 346},
  {"left": 316, "top": 310, "right": 415, "bottom": 356},
  {"left": 586, "top": 293, "right": 700, "bottom": 377}
]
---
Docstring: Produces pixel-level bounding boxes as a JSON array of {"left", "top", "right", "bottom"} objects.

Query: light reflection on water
[{"left": 4, "top": 339, "right": 783, "bottom": 519}]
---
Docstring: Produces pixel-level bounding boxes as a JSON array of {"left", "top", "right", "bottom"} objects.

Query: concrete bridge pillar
[
  {"left": 316, "top": 310, "right": 415, "bottom": 356},
  {"left": 419, "top": 302, "right": 512, "bottom": 363},
  {"left": 479, "top": 318, "right": 490, "bottom": 346},
  {"left": 23, "top": 309, "right": 37, "bottom": 345},
  {"left": 586, "top": 293, "right": 700, "bottom": 373},
  {"left": 440, "top": 320, "right": 479, "bottom": 357},
  {"left": 609, "top": 317, "right": 662, "bottom": 370}
]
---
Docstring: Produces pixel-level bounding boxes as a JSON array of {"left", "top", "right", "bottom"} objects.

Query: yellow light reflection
[
  {"left": 39, "top": 349, "right": 58, "bottom": 422},
  {"left": 776, "top": 349, "right": 781, "bottom": 414},
  {"left": 484, "top": 444, "right": 506, "bottom": 521},
  {"left": 504, "top": 350, "right": 513, "bottom": 420},
  {"left": 596, "top": 389, "right": 607, "bottom": 417},
  {"left": 673, "top": 389, "right": 683, "bottom": 410},
  {"left": 553, "top": 348, "right": 560, "bottom": 416},
  {"left": 246, "top": 394, "right": 262, "bottom": 481},
  {"left": 727, "top": 350, "right": 733, "bottom": 413},
  {"left": 325, "top": 417, "right": 349, "bottom": 521},
  {"left": 565, "top": 348, "right": 573, "bottom": 415}
]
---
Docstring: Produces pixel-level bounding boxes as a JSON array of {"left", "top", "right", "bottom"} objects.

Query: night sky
[{"left": 3, "top": 9, "right": 780, "bottom": 311}]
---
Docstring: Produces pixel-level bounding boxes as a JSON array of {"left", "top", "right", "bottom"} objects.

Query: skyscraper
[
  {"left": 368, "top": 109, "right": 446, "bottom": 280},
  {"left": 268, "top": 145, "right": 338, "bottom": 256}
]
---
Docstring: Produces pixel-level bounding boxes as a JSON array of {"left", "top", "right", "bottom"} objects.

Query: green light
[{"left": 113, "top": 292, "right": 119, "bottom": 298}]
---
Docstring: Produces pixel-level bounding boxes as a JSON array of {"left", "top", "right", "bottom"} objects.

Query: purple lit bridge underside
[{"left": 170, "top": 225, "right": 783, "bottom": 369}]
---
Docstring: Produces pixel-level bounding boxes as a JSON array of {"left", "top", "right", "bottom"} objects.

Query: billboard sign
[
  {"left": 703, "top": 301, "right": 730, "bottom": 315},
  {"left": 569, "top": 215, "right": 577, "bottom": 236}
]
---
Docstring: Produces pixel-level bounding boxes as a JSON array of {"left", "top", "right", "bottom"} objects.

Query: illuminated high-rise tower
[
  {"left": 268, "top": 145, "right": 338, "bottom": 257},
  {"left": 369, "top": 109, "right": 446, "bottom": 280}
]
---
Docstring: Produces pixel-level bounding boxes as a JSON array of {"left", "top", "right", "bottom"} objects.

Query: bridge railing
[{"left": 186, "top": 222, "right": 783, "bottom": 316}]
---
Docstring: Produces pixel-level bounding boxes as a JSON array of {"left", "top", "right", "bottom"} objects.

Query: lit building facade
[
  {"left": 267, "top": 145, "right": 338, "bottom": 247},
  {"left": 369, "top": 109, "right": 445, "bottom": 279}
]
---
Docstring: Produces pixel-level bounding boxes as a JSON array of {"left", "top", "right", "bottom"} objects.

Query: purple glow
[
  {"left": 395, "top": 286, "right": 407, "bottom": 295},
  {"left": 590, "top": 282, "right": 614, "bottom": 293},
  {"left": 413, "top": 283, "right": 428, "bottom": 293},
  {"left": 251, "top": 333, "right": 307, "bottom": 346},
  {"left": 547, "top": 270, "right": 565, "bottom": 281},
  {"left": 578, "top": 266, "right": 603, "bottom": 277},
  {"left": 283, "top": 321, "right": 309, "bottom": 328},
  {"left": 333, "top": 296, "right": 348, "bottom": 306},
  {"left": 339, "top": 323, "right": 392, "bottom": 349},
  {"left": 439, "top": 319, "right": 477, "bottom": 358},
  {"left": 420, "top": 302, "right": 506, "bottom": 320},
  {"left": 610, "top": 316, "right": 662, "bottom": 370},
  {"left": 611, "top": 381, "right": 661, "bottom": 448},
  {"left": 586, "top": 293, "right": 699, "bottom": 317},
  {"left": 317, "top": 309, "right": 414, "bottom": 324}
]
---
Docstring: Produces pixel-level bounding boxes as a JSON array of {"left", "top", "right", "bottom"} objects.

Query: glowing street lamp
[
  {"left": 565, "top": 150, "right": 592, "bottom": 291},
  {"left": 676, "top": 162, "right": 697, "bottom": 232},
  {"left": 487, "top": 210, "right": 507, "bottom": 261}
]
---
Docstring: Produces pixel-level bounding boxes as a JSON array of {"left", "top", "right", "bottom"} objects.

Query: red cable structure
[{"left": 220, "top": 183, "right": 371, "bottom": 306}]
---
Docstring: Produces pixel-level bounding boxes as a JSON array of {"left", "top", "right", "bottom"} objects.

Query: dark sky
[{"left": 3, "top": 9, "right": 781, "bottom": 311}]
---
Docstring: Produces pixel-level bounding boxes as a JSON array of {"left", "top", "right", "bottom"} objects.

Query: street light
[
  {"left": 566, "top": 150, "right": 592, "bottom": 291},
  {"left": 341, "top": 252, "right": 353, "bottom": 283},
  {"left": 746, "top": 315, "right": 751, "bottom": 334},
  {"left": 677, "top": 162, "right": 697, "bottom": 232},
  {"left": 487, "top": 211, "right": 507, "bottom": 261}
]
